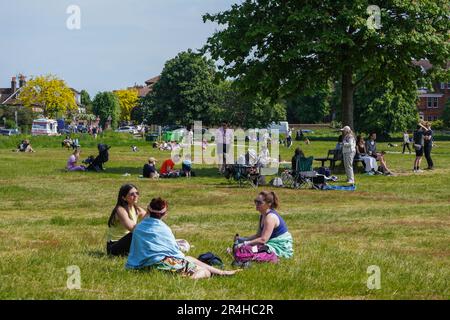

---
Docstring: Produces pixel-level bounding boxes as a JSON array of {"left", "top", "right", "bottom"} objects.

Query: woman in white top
[{"left": 341, "top": 126, "right": 356, "bottom": 184}]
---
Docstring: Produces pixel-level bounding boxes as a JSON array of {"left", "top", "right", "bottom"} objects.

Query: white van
[
  {"left": 267, "top": 121, "right": 289, "bottom": 135},
  {"left": 32, "top": 118, "right": 58, "bottom": 136}
]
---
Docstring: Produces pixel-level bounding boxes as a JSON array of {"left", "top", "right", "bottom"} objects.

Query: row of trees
[
  {"left": 14, "top": 74, "right": 140, "bottom": 129},
  {"left": 11, "top": 0, "right": 450, "bottom": 133}
]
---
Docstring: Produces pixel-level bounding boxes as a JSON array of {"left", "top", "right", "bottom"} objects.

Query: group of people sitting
[
  {"left": 153, "top": 141, "right": 181, "bottom": 152},
  {"left": 106, "top": 184, "right": 293, "bottom": 279},
  {"left": 13, "top": 140, "right": 35, "bottom": 153},
  {"left": 142, "top": 155, "right": 193, "bottom": 179},
  {"left": 62, "top": 136, "right": 80, "bottom": 150},
  {"left": 336, "top": 129, "right": 392, "bottom": 183}
]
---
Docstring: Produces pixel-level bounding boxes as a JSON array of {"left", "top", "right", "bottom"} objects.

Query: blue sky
[{"left": 0, "top": 0, "right": 236, "bottom": 96}]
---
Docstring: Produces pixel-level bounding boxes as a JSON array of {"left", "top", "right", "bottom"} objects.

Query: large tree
[
  {"left": 114, "top": 88, "right": 139, "bottom": 122},
  {"left": 285, "top": 85, "right": 332, "bottom": 124},
  {"left": 80, "top": 90, "right": 93, "bottom": 113},
  {"left": 92, "top": 92, "right": 121, "bottom": 129},
  {"left": 203, "top": 0, "right": 450, "bottom": 129},
  {"left": 217, "top": 80, "right": 286, "bottom": 128},
  {"left": 147, "top": 50, "right": 220, "bottom": 126},
  {"left": 19, "top": 74, "right": 77, "bottom": 118}
]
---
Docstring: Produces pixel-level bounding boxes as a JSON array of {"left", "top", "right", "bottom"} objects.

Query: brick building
[
  {"left": 128, "top": 75, "right": 160, "bottom": 98},
  {"left": 414, "top": 60, "right": 450, "bottom": 121}
]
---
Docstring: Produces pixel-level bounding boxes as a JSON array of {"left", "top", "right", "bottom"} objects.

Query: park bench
[{"left": 315, "top": 149, "right": 365, "bottom": 172}]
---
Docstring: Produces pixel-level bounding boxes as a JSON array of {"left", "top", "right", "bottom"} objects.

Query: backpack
[
  {"left": 233, "top": 244, "right": 278, "bottom": 263},
  {"left": 317, "top": 167, "right": 331, "bottom": 177},
  {"left": 270, "top": 177, "right": 283, "bottom": 187},
  {"left": 198, "top": 252, "right": 224, "bottom": 268}
]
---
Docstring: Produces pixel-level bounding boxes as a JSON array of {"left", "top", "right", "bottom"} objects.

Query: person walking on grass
[
  {"left": 402, "top": 131, "right": 412, "bottom": 154},
  {"left": 341, "top": 126, "right": 356, "bottom": 185},
  {"left": 413, "top": 124, "right": 425, "bottom": 173},
  {"left": 126, "top": 197, "right": 240, "bottom": 279},
  {"left": 106, "top": 184, "right": 146, "bottom": 256}
]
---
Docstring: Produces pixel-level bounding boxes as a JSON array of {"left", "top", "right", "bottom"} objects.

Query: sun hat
[{"left": 148, "top": 157, "right": 157, "bottom": 163}]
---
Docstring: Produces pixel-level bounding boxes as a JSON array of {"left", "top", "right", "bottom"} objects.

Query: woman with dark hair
[
  {"left": 126, "top": 198, "right": 240, "bottom": 279},
  {"left": 234, "top": 191, "right": 293, "bottom": 261},
  {"left": 106, "top": 184, "right": 146, "bottom": 256}
]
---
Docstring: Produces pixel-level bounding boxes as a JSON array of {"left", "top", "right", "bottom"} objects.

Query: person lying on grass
[
  {"left": 234, "top": 191, "right": 294, "bottom": 263},
  {"left": 126, "top": 197, "right": 240, "bottom": 279},
  {"left": 106, "top": 184, "right": 146, "bottom": 257}
]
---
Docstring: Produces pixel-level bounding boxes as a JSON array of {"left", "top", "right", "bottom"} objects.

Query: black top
[
  {"left": 413, "top": 130, "right": 424, "bottom": 146},
  {"left": 424, "top": 130, "right": 433, "bottom": 145},
  {"left": 143, "top": 163, "right": 156, "bottom": 178}
]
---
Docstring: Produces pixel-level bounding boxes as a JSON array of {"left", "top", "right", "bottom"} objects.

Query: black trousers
[
  {"left": 402, "top": 143, "right": 411, "bottom": 153},
  {"left": 106, "top": 232, "right": 133, "bottom": 257},
  {"left": 424, "top": 143, "right": 434, "bottom": 168}
]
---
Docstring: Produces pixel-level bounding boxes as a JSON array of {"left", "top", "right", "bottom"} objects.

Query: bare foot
[{"left": 220, "top": 269, "right": 242, "bottom": 276}]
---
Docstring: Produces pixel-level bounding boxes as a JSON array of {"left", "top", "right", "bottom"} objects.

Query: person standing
[
  {"left": 286, "top": 128, "right": 293, "bottom": 148},
  {"left": 402, "top": 131, "right": 411, "bottom": 154},
  {"left": 423, "top": 122, "right": 434, "bottom": 170},
  {"left": 216, "top": 122, "right": 233, "bottom": 173},
  {"left": 341, "top": 126, "right": 356, "bottom": 184},
  {"left": 413, "top": 124, "right": 425, "bottom": 173}
]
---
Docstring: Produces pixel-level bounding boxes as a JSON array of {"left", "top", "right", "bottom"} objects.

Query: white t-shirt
[{"left": 403, "top": 133, "right": 410, "bottom": 143}]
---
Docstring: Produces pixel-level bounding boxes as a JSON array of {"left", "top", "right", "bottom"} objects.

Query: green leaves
[
  {"left": 203, "top": 0, "right": 450, "bottom": 128},
  {"left": 92, "top": 92, "right": 121, "bottom": 129}
]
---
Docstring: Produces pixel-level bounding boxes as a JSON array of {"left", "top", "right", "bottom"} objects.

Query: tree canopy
[
  {"left": 114, "top": 88, "right": 139, "bottom": 122},
  {"left": 19, "top": 74, "right": 77, "bottom": 118},
  {"left": 203, "top": 0, "right": 450, "bottom": 129},
  {"left": 146, "top": 50, "right": 220, "bottom": 126},
  {"left": 92, "top": 92, "right": 121, "bottom": 129}
]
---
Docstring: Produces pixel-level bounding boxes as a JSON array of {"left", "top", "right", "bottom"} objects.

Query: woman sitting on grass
[
  {"left": 234, "top": 191, "right": 293, "bottom": 263},
  {"left": 66, "top": 149, "right": 86, "bottom": 172},
  {"left": 106, "top": 184, "right": 146, "bottom": 256},
  {"left": 126, "top": 197, "right": 240, "bottom": 279}
]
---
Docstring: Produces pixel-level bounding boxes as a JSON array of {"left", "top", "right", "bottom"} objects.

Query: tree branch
[{"left": 354, "top": 72, "right": 372, "bottom": 90}]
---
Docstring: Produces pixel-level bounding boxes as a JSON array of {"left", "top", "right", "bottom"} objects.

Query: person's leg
[
  {"left": 343, "top": 152, "right": 354, "bottom": 183},
  {"left": 406, "top": 143, "right": 411, "bottom": 154},
  {"left": 378, "top": 155, "right": 390, "bottom": 173},
  {"left": 107, "top": 233, "right": 133, "bottom": 256},
  {"left": 424, "top": 144, "right": 434, "bottom": 169},
  {"left": 185, "top": 256, "right": 239, "bottom": 276},
  {"left": 402, "top": 143, "right": 406, "bottom": 154}
]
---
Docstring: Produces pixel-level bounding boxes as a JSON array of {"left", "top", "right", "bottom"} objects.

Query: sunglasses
[
  {"left": 254, "top": 199, "right": 264, "bottom": 205},
  {"left": 128, "top": 192, "right": 140, "bottom": 197}
]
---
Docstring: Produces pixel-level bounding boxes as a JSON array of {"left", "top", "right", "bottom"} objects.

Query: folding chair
[{"left": 281, "top": 156, "right": 316, "bottom": 189}]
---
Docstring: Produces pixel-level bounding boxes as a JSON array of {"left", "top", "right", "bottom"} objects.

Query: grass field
[{"left": 0, "top": 133, "right": 449, "bottom": 299}]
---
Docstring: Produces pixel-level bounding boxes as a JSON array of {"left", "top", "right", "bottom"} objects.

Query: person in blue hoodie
[{"left": 126, "top": 197, "right": 240, "bottom": 279}]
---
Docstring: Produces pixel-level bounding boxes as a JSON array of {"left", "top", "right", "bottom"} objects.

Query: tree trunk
[{"left": 341, "top": 67, "right": 354, "bottom": 129}]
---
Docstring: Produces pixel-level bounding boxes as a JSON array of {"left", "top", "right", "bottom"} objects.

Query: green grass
[{"left": 0, "top": 133, "right": 449, "bottom": 300}]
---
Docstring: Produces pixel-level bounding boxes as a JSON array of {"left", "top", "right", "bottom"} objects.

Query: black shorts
[{"left": 415, "top": 147, "right": 424, "bottom": 157}]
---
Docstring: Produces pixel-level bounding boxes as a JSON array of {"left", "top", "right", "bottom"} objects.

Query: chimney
[
  {"left": 19, "top": 75, "right": 26, "bottom": 88},
  {"left": 11, "top": 77, "right": 17, "bottom": 92}
]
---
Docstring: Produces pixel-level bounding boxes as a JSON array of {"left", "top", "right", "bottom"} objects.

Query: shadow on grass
[{"left": 86, "top": 250, "right": 108, "bottom": 259}]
